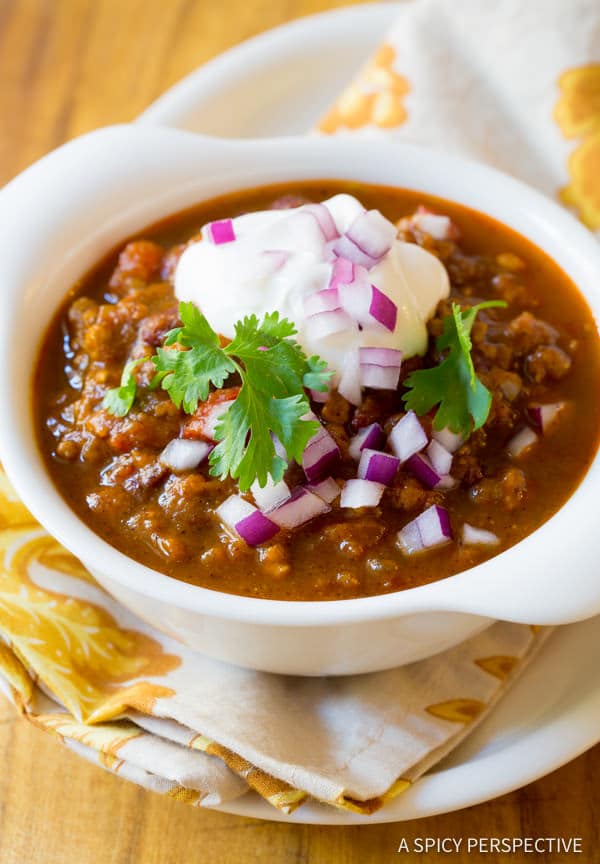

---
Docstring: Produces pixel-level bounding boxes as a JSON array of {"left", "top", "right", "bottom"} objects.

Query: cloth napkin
[
  {"left": 2, "top": 0, "right": 597, "bottom": 814},
  {"left": 319, "top": 0, "right": 600, "bottom": 236}
]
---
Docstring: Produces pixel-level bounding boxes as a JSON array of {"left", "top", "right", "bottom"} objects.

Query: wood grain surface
[{"left": 0, "top": 1, "right": 598, "bottom": 862}]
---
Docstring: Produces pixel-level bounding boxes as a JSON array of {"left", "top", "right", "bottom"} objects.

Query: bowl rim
[{"left": 0, "top": 124, "right": 599, "bottom": 628}]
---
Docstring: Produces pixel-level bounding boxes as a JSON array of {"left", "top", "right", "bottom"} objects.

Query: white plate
[{"left": 138, "top": 5, "right": 600, "bottom": 823}]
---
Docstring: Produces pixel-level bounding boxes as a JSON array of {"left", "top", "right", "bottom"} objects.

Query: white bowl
[{"left": 0, "top": 124, "right": 598, "bottom": 675}]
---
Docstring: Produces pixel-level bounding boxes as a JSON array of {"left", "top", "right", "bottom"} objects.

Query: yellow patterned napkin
[
  {"left": 0, "top": 469, "right": 545, "bottom": 813},
  {"left": 5, "top": 0, "right": 597, "bottom": 814},
  {"left": 319, "top": 0, "right": 600, "bottom": 235}
]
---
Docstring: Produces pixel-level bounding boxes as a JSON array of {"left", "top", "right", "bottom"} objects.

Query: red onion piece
[
  {"left": 251, "top": 476, "right": 291, "bottom": 512},
  {"left": 389, "top": 411, "right": 428, "bottom": 462},
  {"left": 462, "top": 523, "right": 499, "bottom": 546},
  {"left": 306, "top": 477, "right": 341, "bottom": 504},
  {"left": 345, "top": 209, "right": 397, "bottom": 260},
  {"left": 337, "top": 349, "right": 362, "bottom": 406},
  {"left": 360, "top": 364, "right": 401, "bottom": 391},
  {"left": 236, "top": 510, "right": 280, "bottom": 546},
  {"left": 398, "top": 504, "right": 452, "bottom": 554},
  {"left": 507, "top": 427, "right": 538, "bottom": 458},
  {"left": 348, "top": 423, "right": 385, "bottom": 461},
  {"left": 159, "top": 439, "right": 212, "bottom": 472},
  {"left": 432, "top": 426, "right": 464, "bottom": 453},
  {"left": 338, "top": 279, "right": 397, "bottom": 333},
  {"left": 410, "top": 207, "right": 458, "bottom": 240},
  {"left": 305, "top": 309, "right": 356, "bottom": 341},
  {"left": 303, "top": 203, "right": 339, "bottom": 242},
  {"left": 359, "top": 347, "right": 402, "bottom": 391},
  {"left": 359, "top": 347, "right": 402, "bottom": 368},
  {"left": 527, "top": 401, "right": 566, "bottom": 434},
  {"left": 302, "top": 427, "right": 340, "bottom": 482},
  {"left": 304, "top": 288, "right": 340, "bottom": 317},
  {"left": 340, "top": 478, "right": 385, "bottom": 508},
  {"left": 269, "top": 487, "right": 331, "bottom": 529},
  {"left": 405, "top": 453, "right": 442, "bottom": 489},
  {"left": 369, "top": 285, "right": 397, "bottom": 332},
  {"left": 357, "top": 449, "right": 400, "bottom": 485},
  {"left": 330, "top": 234, "right": 378, "bottom": 269},
  {"left": 205, "top": 219, "right": 236, "bottom": 244},
  {"left": 216, "top": 494, "right": 256, "bottom": 532},
  {"left": 329, "top": 256, "right": 355, "bottom": 290},
  {"left": 426, "top": 439, "right": 453, "bottom": 476}
]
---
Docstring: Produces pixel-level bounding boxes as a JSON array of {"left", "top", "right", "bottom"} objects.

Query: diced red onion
[
  {"left": 369, "top": 286, "right": 397, "bottom": 332},
  {"left": 269, "top": 487, "right": 331, "bottom": 529},
  {"left": 389, "top": 411, "right": 428, "bottom": 462},
  {"left": 305, "top": 309, "right": 355, "bottom": 341},
  {"left": 303, "top": 203, "right": 339, "bottom": 242},
  {"left": 159, "top": 439, "right": 212, "bottom": 472},
  {"left": 426, "top": 439, "right": 453, "bottom": 476},
  {"left": 236, "top": 510, "right": 280, "bottom": 545},
  {"left": 359, "top": 347, "right": 402, "bottom": 368},
  {"left": 360, "top": 364, "right": 400, "bottom": 391},
  {"left": 330, "top": 234, "right": 379, "bottom": 270},
  {"left": 345, "top": 209, "right": 397, "bottom": 261},
  {"left": 357, "top": 449, "right": 400, "bottom": 485},
  {"left": 405, "top": 453, "right": 442, "bottom": 489},
  {"left": 527, "top": 401, "right": 566, "bottom": 434},
  {"left": 411, "top": 207, "right": 457, "bottom": 240},
  {"left": 302, "top": 427, "right": 340, "bottom": 482},
  {"left": 251, "top": 476, "right": 291, "bottom": 512},
  {"left": 348, "top": 423, "right": 385, "bottom": 461},
  {"left": 507, "top": 427, "right": 538, "bottom": 459},
  {"left": 432, "top": 426, "right": 464, "bottom": 453},
  {"left": 306, "top": 477, "right": 340, "bottom": 504},
  {"left": 204, "top": 219, "right": 236, "bottom": 244},
  {"left": 216, "top": 494, "right": 280, "bottom": 545},
  {"left": 340, "top": 479, "right": 384, "bottom": 508},
  {"left": 462, "top": 523, "right": 499, "bottom": 546},
  {"left": 304, "top": 288, "right": 340, "bottom": 317},
  {"left": 359, "top": 347, "right": 402, "bottom": 391},
  {"left": 337, "top": 350, "right": 362, "bottom": 406},
  {"left": 338, "top": 280, "right": 397, "bottom": 332},
  {"left": 329, "top": 256, "right": 355, "bottom": 290},
  {"left": 397, "top": 504, "right": 452, "bottom": 555}
]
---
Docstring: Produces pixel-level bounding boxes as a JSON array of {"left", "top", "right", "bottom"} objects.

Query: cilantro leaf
[
  {"left": 107, "top": 303, "right": 328, "bottom": 491},
  {"left": 102, "top": 358, "right": 144, "bottom": 417},
  {"left": 303, "top": 355, "right": 332, "bottom": 391},
  {"left": 402, "top": 300, "right": 507, "bottom": 437},
  {"left": 164, "top": 300, "right": 220, "bottom": 348},
  {"left": 153, "top": 345, "right": 235, "bottom": 414},
  {"left": 210, "top": 312, "right": 321, "bottom": 489}
]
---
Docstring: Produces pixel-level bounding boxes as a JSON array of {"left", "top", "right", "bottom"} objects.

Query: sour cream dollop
[{"left": 175, "top": 194, "right": 450, "bottom": 381}]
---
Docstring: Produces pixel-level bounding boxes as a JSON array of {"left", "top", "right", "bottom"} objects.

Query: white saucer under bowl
[{"left": 135, "top": 4, "right": 600, "bottom": 823}]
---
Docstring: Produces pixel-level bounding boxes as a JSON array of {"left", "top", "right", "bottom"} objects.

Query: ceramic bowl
[{"left": 0, "top": 124, "right": 598, "bottom": 674}]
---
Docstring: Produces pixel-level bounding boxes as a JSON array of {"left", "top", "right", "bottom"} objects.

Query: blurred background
[{"left": 0, "top": 0, "right": 372, "bottom": 185}]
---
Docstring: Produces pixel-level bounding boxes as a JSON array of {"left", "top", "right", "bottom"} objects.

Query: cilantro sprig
[
  {"left": 104, "top": 302, "right": 331, "bottom": 491},
  {"left": 102, "top": 358, "right": 144, "bottom": 418},
  {"left": 402, "top": 300, "right": 507, "bottom": 437}
]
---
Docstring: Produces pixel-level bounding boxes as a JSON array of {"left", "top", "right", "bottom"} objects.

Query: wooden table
[{"left": 0, "top": 1, "right": 597, "bottom": 861}]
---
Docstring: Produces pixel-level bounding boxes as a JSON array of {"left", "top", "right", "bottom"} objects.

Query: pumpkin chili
[{"left": 34, "top": 181, "right": 600, "bottom": 600}]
